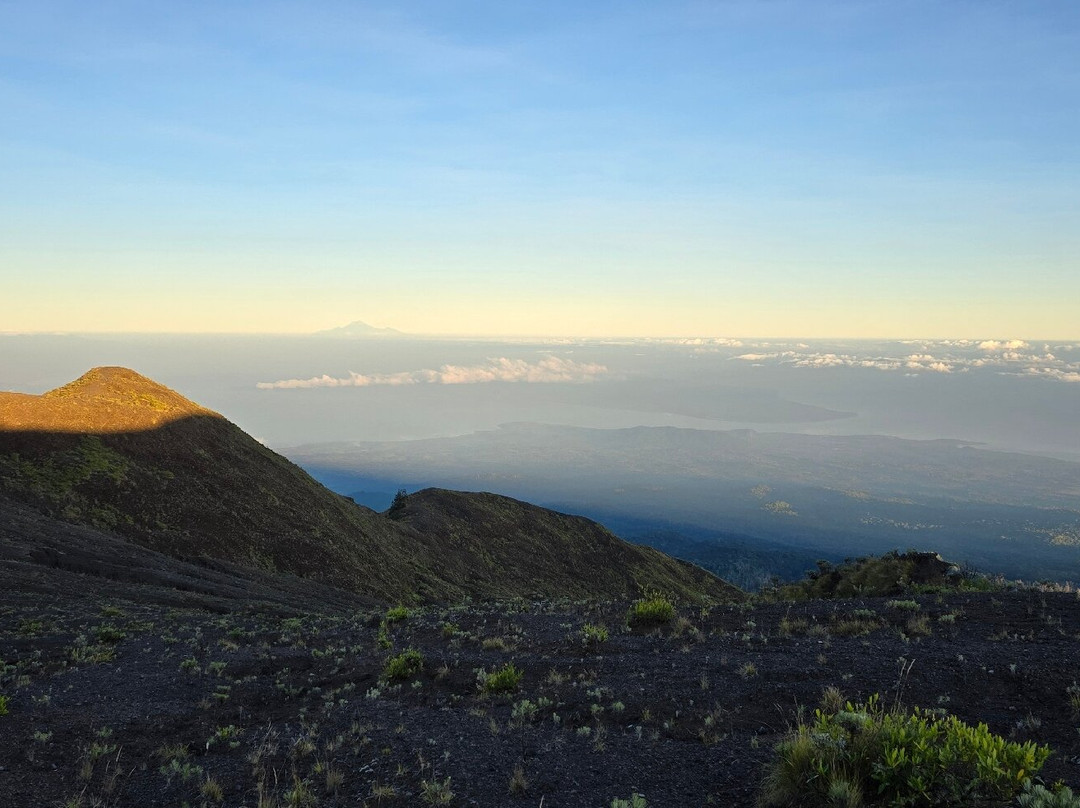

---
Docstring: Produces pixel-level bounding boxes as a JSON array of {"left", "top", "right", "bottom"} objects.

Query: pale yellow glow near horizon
[{"left": 4, "top": 286, "right": 1078, "bottom": 340}]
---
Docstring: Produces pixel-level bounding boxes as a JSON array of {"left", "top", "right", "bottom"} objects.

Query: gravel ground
[{"left": 2, "top": 588, "right": 1079, "bottom": 807}]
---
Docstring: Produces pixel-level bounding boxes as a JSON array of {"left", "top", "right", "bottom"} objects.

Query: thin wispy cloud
[{"left": 257, "top": 356, "right": 608, "bottom": 390}]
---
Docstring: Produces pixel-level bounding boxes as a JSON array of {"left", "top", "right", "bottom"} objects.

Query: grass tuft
[{"left": 628, "top": 596, "right": 675, "bottom": 625}]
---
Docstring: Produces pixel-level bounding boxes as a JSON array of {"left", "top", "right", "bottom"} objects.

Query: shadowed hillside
[
  {"left": 0, "top": 368, "right": 736, "bottom": 604},
  {"left": 392, "top": 488, "right": 730, "bottom": 601}
]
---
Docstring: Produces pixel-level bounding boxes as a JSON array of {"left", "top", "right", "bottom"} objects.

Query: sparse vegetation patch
[{"left": 628, "top": 595, "right": 675, "bottom": 624}]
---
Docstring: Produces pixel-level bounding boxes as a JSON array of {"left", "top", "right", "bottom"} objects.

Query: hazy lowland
[{"left": 3, "top": 332, "right": 1079, "bottom": 586}]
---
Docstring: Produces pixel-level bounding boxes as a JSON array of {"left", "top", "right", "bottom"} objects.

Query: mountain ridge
[{"left": 0, "top": 368, "right": 737, "bottom": 604}]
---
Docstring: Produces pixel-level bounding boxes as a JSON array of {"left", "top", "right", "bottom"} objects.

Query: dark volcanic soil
[{"left": 2, "top": 583, "right": 1079, "bottom": 807}]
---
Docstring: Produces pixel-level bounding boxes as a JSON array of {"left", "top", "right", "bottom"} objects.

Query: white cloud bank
[
  {"left": 257, "top": 356, "right": 609, "bottom": 390},
  {"left": 731, "top": 339, "right": 1080, "bottom": 382},
  {"left": 978, "top": 339, "right": 1030, "bottom": 352}
]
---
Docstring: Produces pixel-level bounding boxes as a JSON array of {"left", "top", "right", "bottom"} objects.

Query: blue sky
[{"left": 2, "top": 1, "right": 1078, "bottom": 337}]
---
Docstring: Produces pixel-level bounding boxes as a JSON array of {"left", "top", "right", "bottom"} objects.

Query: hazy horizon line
[{"left": 4, "top": 330, "right": 1078, "bottom": 343}]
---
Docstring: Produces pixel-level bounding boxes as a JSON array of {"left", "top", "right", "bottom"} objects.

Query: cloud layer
[
  {"left": 732, "top": 339, "right": 1080, "bottom": 381},
  {"left": 257, "top": 356, "right": 608, "bottom": 390}
]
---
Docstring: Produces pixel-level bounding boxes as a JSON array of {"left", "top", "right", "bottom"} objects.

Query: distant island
[{"left": 313, "top": 320, "right": 407, "bottom": 338}]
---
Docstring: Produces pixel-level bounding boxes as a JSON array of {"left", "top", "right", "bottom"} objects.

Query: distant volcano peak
[{"left": 314, "top": 320, "right": 406, "bottom": 337}]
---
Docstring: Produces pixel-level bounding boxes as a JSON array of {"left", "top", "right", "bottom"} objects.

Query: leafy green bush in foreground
[
  {"left": 627, "top": 596, "right": 675, "bottom": 624},
  {"left": 0, "top": 694, "right": 9, "bottom": 716},
  {"left": 382, "top": 649, "right": 423, "bottom": 682},
  {"left": 482, "top": 662, "right": 523, "bottom": 694},
  {"left": 760, "top": 693, "right": 1050, "bottom": 807}
]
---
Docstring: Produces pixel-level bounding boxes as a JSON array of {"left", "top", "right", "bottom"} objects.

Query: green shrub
[
  {"left": 206, "top": 724, "right": 242, "bottom": 750},
  {"left": 420, "top": 776, "right": 453, "bottom": 805},
  {"left": 885, "top": 599, "right": 920, "bottom": 612},
  {"left": 832, "top": 618, "right": 879, "bottom": 637},
  {"left": 628, "top": 596, "right": 675, "bottom": 624},
  {"left": 581, "top": 623, "right": 610, "bottom": 645},
  {"left": 283, "top": 776, "right": 316, "bottom": 808},
  {"left": 482, "top": 662, "right": 524, "bottom": 694},
  {"left": 385, "top": 605, "right": 410, "bottom": 623},
  {"left": 376, "top": 621, "right": 392, "bottom": 649},
  {"left": 0, "top": 694, "right": 9, "bottom": 716},
  {"left": 159, "top": 757, "right": 203, "bottom": 785},
  {"left": 760, "top": 693, "right": 1049, "bottom": 807},
  {"left": 905, "top": 614, "right": 932, "bottom": 636},
  {"left": 93, "top": 624, "right": 127, "bottom": 644},
  {"left": 70, "top": 639, "right": 116, "bottom": 665},
  {"left": 611, "top": 795, "right": 647, "bottom": 808},
  {"left": 763, "top": 551, "right": 992, "bottom": 601},
  {"left": 179, "top": 657, "right": 201, "bottom": 674},
  {"left": 383, "top": 649, "right": 423, "bottom": 681},
  {"left": 1018, "top": 782, "right": 1080, "bottom": 808}
]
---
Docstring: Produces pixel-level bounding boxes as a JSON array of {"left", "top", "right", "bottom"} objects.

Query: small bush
[
  {"left": 160, "top": 757, "right": 203, "bottom": 785},
  {"left": 832, "top": 618, "right": 879, "bottom": 637},
  {"left": 611, "top": 795, "right": 647, "bottom": 808},
  {"left": 1019, "top": 782, "right": 1080, "bottom": 808},
  {"left": 1067, "top": 682, "right": 1080, "bottom": 717},
  {"left": 376, "top": 621, "right": 392, "bottom": 649},
  {"left": 93, "top": 624, "right": 127, "bottom": 644},
  {"left": 778, "top": 617, "right": 809, "bottom": 636},
  {"left": 483, "top": 662, "right": 524, "bottom": 694},
  {"left": 179, "top": 657, "right": 201, "bottom": 674},
  {"left": 206, "top": 725, "right": 242, "bottom": 750},
  {"left": 509, "top": 762, "right": 529, "bottom": 794},
  {"left": 905, "top": 614, "right": 932, "bottom": 636},
  {"left": 383, "top": 649, "right": 423, "bottom": 682},
  {"left": 283, "top": 776, "right": 316, "bottom": 808},
  {"left": 760, "top": 693, "right": 1050, "bottom": 807},
  {"left": 385, "top": 605, "right": 410, "bottom": 623},
  {"left": 885, "top": 599, "right": 920, "bottom": 612},
  {"left": 420, "top": 776, "right": 454, "bottom": 805},
  {"left": 200, "top": 776, "right": 225, "bottom": 803},
  {"left": 582, "top": 623, "right": 610, "bottom": 645},
  {"left": 0, "top": 694, "right": 9, "bottom": 716},
  {"left": 511, "top": 699, "right": 538, "bottom": 726},
  {"left": 70, "top": 637, "right": 117, "bottom": 665},
  {"left": 628, "top": 596, "right": 675, "bottom": 624}
]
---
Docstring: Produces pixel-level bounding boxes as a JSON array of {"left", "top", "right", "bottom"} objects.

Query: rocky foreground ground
[{"left": 2, "top": 584, "right": 1079, "bottom": 807}]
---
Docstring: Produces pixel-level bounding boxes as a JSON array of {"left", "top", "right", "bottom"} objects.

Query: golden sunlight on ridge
[{"left": 0, "top": 367, "right": 218, "bottom": 434}]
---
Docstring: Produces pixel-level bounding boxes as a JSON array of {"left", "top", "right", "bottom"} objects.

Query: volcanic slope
[{"left": 0, "top": 367, "right": 736, "bottom": 603}]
